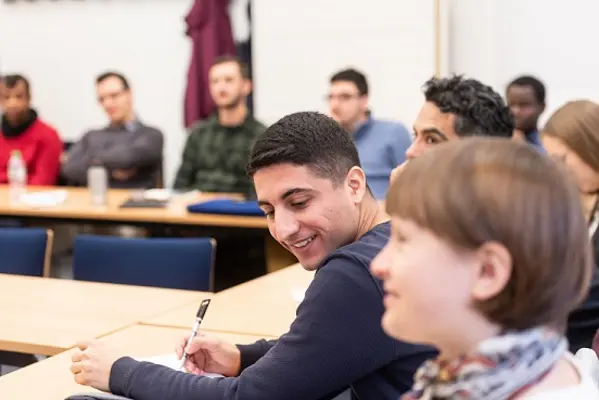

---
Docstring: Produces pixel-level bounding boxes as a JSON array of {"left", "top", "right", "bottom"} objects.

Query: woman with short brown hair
[{"left": 372, "top": 138, "right": 598, "bottom": 398}]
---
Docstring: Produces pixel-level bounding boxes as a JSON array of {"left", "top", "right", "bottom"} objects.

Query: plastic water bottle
[
  {"left": 87, "top": 161, "right": 108, "bottom": 206},
  {"left": 7, "top": 150, "right": 27, "bottom": 204}
]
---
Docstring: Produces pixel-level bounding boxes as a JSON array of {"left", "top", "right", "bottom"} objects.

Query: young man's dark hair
[
  {"left": 330, "top": 68, "right": 369, "bottom": 96},
  {"left": 423, "top": 75, "right": 514, "bottom": 138},
  {"left": 246, "top": 111, "right": 362, "bottom": 184},
  {"left": 2, "top": 74, "right": 30, "bottom": 97},
  {"left": 95, "top": 71, "right": 130, "bottom": 90},
  {"left": 212, "top": 54, "right": 250, "bottom": 79},
  {"left": 507, "top": 75, "right": 546, "bottom": 105}
]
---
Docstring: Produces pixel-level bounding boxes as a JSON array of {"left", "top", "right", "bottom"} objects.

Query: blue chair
[
  {"left": 72, "top": 235, "right": 215, "bottom": 291},
  {"left": 0, "top": 228, "right": 53, "bottom": 277}
]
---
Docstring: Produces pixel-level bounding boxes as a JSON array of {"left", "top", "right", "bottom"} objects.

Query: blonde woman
[{"left": 372, "top": 138, "right": 598, "bottom": 399}]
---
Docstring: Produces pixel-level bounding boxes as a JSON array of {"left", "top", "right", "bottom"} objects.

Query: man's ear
[
  {"left": 346, "top": 166, "right": 367, "bottom": 202},
  {"left": 242, "top": 78, "right": 252, "bottom": 96}
]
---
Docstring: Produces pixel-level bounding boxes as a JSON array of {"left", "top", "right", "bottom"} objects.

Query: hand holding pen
[{"left": 178, "top": 298, "right": 211, "bottom": 371}]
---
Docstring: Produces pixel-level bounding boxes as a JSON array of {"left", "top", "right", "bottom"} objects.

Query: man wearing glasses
[
  {"left": 62, "top": 72, "right": 163, "bottom": 189},
  {"left": 327, "top": 68, "right": 411, "bottom": 200}
]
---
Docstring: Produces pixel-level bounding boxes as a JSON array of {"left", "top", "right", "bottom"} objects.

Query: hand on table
[
  {"left": 71, "top": 340, "right": 122, "bottom": 392},
  {"left": 112, "top": 168, "right": 137, "bottom": 181},
  {"left": 176, "top": 332, "right": 241, "bottom": 377}
]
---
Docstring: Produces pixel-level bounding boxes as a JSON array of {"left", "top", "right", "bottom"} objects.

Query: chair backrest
[
  {"left": 0, "top": 228, "right": 53, "bottom": 277},
  {"left": 72, "top": 235, "right": 215, "bottom": 291}
]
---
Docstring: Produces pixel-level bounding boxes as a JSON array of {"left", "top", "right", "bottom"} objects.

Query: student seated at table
[
  {"left": 0, "top": 74, "right": 63, "bottom": 185},
  {"left": 173, "top": 56, "right": 266, "bottom": 198},
  {"left": 372, "top": 138, "right": 599, "bottom": 399},
  {"left": 62, "top": 72, "right": 163, "bottom": 189},
  {"left": 327, "top": 68, "right": 412, "bottom": 200},
  {"left": 70, "top": 111, "right": 436, "bottom": 399}
]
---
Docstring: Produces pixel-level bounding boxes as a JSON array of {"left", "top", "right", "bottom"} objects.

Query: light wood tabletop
[
  {"left": 0, "top": 325, "right": 269, "bottom": 400},
  {"left": 0, "top": 185, "right": 297, "bottom": 272},
  {"left": 142, "top": 263, "right": 314, "bottom": 337},
  {"left": 0, "top": 274, "right": 209, "bottom": 355},
  {"left": 0, "top": 185, "right": 267, "bottom": 229}
]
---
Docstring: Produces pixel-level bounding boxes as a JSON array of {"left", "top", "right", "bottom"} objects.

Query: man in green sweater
[{"left": 174, "top": 55, "right": 266, "bottom": 198}]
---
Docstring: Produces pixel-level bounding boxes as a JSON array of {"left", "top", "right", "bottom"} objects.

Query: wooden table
[
  {"left": 0, "top": 274, "right": 209, "bottom": 355},
  {"left": 0, "top": 185, "right": 297, "bottom": 272},
  {"left": 0, "top": 325, "right": 269, "bottom": 399},
  {"left": 143, "top": 263, "right": 313, "bottom": 337},
  {"left": 0, "top": 185, "right": 266, "bottom": 228}
]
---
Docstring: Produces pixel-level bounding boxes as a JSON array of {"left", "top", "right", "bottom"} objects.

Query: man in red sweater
[{"left": 0, "top": 74, "right": 63, "bottom": 185}]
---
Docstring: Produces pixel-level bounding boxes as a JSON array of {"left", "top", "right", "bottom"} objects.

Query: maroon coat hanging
[{"left": 183, "top": 0, "right": 237, "bottom": 128}]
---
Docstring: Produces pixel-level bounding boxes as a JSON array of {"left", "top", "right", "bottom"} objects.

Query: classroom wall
[
  {"left": 251, "top": 0, "right": 442, "bottom": 127},
  {"left": 450, "top": 0, "right": 599, "bottom": 125}
]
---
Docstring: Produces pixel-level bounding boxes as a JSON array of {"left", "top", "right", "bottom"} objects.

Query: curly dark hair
[{"left": 423, "top": 75, "right": 513, "bottom": 138}]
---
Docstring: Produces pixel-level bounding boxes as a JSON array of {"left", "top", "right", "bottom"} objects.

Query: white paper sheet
[
  {"left": 19, "top": 190, "right": 67, "bottom": 208},
  {"left": 136, "top": 353, "right": 224, "bottom": 378}
]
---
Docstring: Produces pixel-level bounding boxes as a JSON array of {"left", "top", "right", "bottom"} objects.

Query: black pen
[{"left": 179, "top": 298, "right": 211, "bottom": 371}]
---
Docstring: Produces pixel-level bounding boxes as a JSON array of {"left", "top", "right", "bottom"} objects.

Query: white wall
[
  {"left": 450, "top": 0, "right": 599, "bottom": 126},
  {"left": 252, "top": 0, "right": 441, "bottom": 128}
]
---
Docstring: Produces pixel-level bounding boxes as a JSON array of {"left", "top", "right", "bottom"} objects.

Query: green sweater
[{"left": 174, "top": 114, "right": 266, "bottom": 197}]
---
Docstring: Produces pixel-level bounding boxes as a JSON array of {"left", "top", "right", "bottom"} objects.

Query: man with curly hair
[
  {"left": 389, "top": 75, "right": 513, "bottom": 183},
  {"left": 407, "top": 75, "right": 514, "bottom": 158}
]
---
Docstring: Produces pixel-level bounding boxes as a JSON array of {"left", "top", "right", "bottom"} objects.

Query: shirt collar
[{"left": 109, "top": 118, "right": 140, "bottom": 132}]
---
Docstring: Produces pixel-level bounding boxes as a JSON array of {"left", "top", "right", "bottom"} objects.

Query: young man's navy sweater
[{"left": 109, "top": 222, "right": 436, "bottom": 399}]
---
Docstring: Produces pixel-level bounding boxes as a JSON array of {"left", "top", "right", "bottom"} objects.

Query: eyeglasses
[
  {"left": 325, "top": 93, "right": 361, "bottom": 102},
  {"left": 97, "top": 90, "right": 126, "bottom": 104}
]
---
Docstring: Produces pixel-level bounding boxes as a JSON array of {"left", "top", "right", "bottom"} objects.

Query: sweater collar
[{"left": 1, "top": 109, "right": 38, "bottom": 138}]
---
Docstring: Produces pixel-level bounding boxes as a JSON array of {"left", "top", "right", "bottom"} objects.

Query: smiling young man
[{"left": 70, "top": 111, "right": 436, "bottom": 400}]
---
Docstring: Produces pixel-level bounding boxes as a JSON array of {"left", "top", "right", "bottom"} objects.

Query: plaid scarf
[{"left": 402, "top": 328, "right": 567, "bottom": 400}]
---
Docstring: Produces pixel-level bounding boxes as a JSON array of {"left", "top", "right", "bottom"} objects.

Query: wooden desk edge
[{"left": 0, "top": 209, "right": 268, "bottom": 229}]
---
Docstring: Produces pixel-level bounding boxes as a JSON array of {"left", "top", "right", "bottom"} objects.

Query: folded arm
[{"left": 99, "top": 128, "right": 163, "bottom": 170}]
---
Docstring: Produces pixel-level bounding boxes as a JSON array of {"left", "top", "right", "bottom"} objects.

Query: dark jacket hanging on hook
[{"left": 183, "top": 0, "right": 237, "bottom": 128}]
